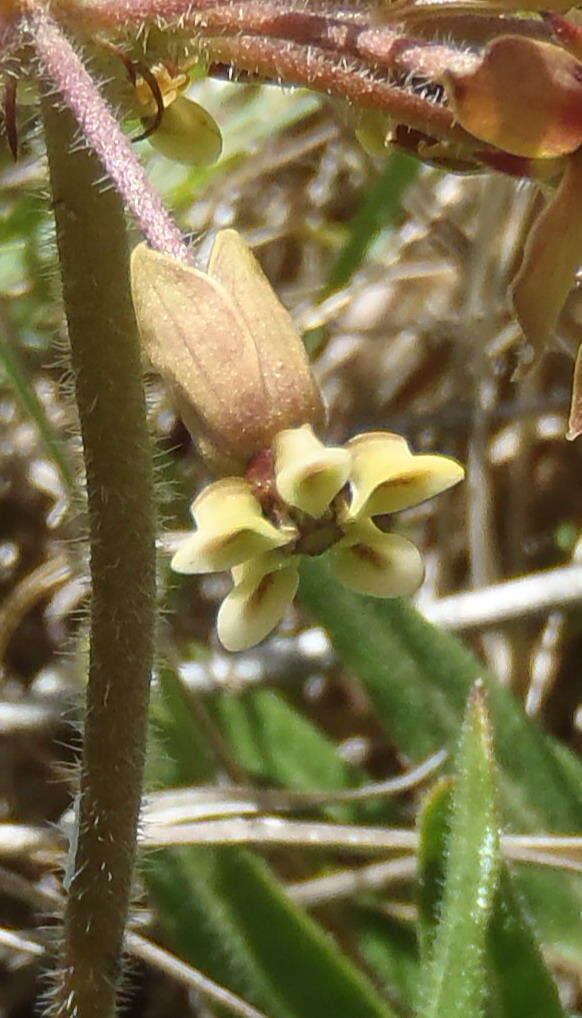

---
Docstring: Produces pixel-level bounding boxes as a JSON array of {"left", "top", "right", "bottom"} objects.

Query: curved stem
[
  {"left": 199, "top": 33, "right": 471, "bottom": 145},
  {"left": 31, "top": 6, "right": 190, "bottom": 263},
  {"left": 41, "top": 95, "right": 156, "bottom": 1018}
]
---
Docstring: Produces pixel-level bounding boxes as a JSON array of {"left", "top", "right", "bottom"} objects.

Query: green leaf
[
  {"left": 417, "top": 778, "right": 454, "bottom": 962},
  {"left": 211, "top": 687, "right": 360, "bottom": 792},
  {"left": 354, "top": 908, "right": 420, "bottom": 1015},
  {"left": 298, "top": 560, "right": 582, "bottom": 962},
  {"left": 210, "top": 687, "right": 400, "bottom": 824},
  {"left": 146, "top": 671, "right": 400, "bottom": 1018},
  {"left": 325, "top": 151, "right": 418, "bottom": 295},
  {"left": 417, "top": 757, "right": 566, "bottom": 1018},
  {"left": 145, "top": 848, "right": 283, "bottom": 1018},
  {"left": 148, "top": 846, "right": 401, "bottom": 1018},
  {"left": 299, "top": 559, "right": 581, "bottom": 828},
  {"left": 418, "top": 684, "right": 500, "bottom": 1018},
  {"left": 212, "top": 848, "right": 400, "bottom": 1018},
  {"left": 148, "top": 665, "right": 216, "bottom": 786},
  {"left": 487, "top": 868, "right": 567, "bottom": 1018},
  {"left": 0, "top": 331, "right": 77, "bottom": 498}
]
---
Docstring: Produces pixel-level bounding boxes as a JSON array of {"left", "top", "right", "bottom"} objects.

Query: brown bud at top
[
  {"left": 131, "top": 231, "right": 324, "bottom": 473},
  {"left": 445, "top": 36, "right": 582, "bottom": 158}
]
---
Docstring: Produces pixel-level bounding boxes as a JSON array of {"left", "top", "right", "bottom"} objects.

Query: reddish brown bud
[{"left": 445, "top": 36, "right": 582, "bottom": 158}]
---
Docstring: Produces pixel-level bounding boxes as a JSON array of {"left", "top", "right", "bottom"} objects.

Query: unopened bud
[
  {"left": 133, "top": 64, "right": 222, "bottom": 166},
  {"left": 445, "top": 36, "right": 582, "bottom": 158},
  {"left": 131, "top": 230, "right": 325, "bottom": 472},
  {"left": 145, "top": 96, "right": 222, "bottom": 166}
]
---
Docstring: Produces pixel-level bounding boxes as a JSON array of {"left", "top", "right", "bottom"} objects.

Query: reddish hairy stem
[
  {"left": 52, "top": 0, "right": 365, "bottom": 33},
  {"left": 199, "top": 33, "right": 475, "bottom": 146},
  {"left": 29, "top": 6, "right": 190, "bottom": 262},
  {"left": 33, "top": 0, "right": 550, "bottom": 158},
  {"left": 50, "top": 0, "right": 553, "bottom": 50}
]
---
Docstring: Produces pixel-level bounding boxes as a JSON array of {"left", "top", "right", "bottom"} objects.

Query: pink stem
[
  {"left": 29, "top": 6, "right": 191, "bottom": 262},
  {"left": 200, "top": 33, "right": 475, "bottom": 146},
  {"left": 52, "top": 0, "right": 367, "bottom": 33}
]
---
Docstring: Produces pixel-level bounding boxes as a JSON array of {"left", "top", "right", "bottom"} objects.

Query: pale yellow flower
[
  {"left": 172, "top": 424, "right": 464, "bottom": 652},
  {"left": 132, "top": 63, "right": 222, "bottom": 166},
  {"left": 131, "top": 229, "right": 464, "bottom": 652},
  {"left": 171, "top": 478, "right": 295, "bottom": 575}
]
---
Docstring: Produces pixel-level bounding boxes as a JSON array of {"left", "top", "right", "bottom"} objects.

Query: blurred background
[{"left": 0, "top": 74, "right": 581, "bottom": 1016}]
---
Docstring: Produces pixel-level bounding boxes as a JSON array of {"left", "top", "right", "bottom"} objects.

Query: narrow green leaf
[
  {"left": 417, "top": 774, "right": 566, "bottom": 1017},
  {"left": 298, "top": 560, "right": 582, "bottom": 961},
  {"left": 0, "top": 332, "right": 77, "bottom": 498},
  {"left": 211, "top": 687, "right": 360, "bottom": 792},
  {"left": 210, "top": 687, "right": 400, "bottom": 824},
  {"left": 145, "top": 848, "right": 285, "bottom": 1018},
  {"left": 299, "top": 559, "right": 582, "bottom": 830},
  {"left": 418, "top": 684, "right": 500, "bottom": 1018},
  {"left": 354, "top": 908, "right": 420, "bottom": 1015},
  {"left": 416, "top": 778, "right": 454, "bottom": 962},
  {"left": 146, "top": 671, "right": 400, "bottom": 1018},
  {"left": 487, "top": 868, "right": 567, "bottom": 1018},
  {"left": 325, "top": 151, "right": 418, "bottom": 295},
  {"left": 148, "top": 666, "right": 216, "bottom": 786},
  {"left": 147, "top": 845, "right": 401, "bottom": 1018},
  {"left": 213, "top": 848, "right": 400, "bottom": 1018}
]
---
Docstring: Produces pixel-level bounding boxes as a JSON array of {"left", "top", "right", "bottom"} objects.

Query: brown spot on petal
[
  {"left": 352, "top": 543, "right": 384, "bottom": 568},
  {"left": 250, "top": 571, "right": 276, "bottom": 609}
]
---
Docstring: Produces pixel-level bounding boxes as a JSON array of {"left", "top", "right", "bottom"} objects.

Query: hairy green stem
[{"left": 41, "top": 95, "right": 156, "bottom": 1018}]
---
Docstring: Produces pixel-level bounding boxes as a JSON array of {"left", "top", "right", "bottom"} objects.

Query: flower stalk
[
  {"left": 30, "top": 5, "right": 190, "bottom": 263},
  {"left": 41, "top": 94, "right": 156, "bottom": 1018}
]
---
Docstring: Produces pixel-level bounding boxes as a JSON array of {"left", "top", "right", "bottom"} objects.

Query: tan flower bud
[
  {"left": 131, "top": 230, "right": 325, "bottom": 472},
  {"left": 146, "top": 96, "right": 222, "bottom": 166},
  {"left": 445, "top": 36, "right": 582, "bottom": 159}
]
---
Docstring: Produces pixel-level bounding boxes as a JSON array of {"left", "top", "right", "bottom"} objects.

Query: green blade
[{"left": 418, "top": 684, "right": 500, "bottom": 1018}]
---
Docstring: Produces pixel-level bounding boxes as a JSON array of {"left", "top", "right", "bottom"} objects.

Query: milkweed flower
[
  {"left": 132, "top": 62, "right": 222, "bottom": 166},
  {"left": 131, "top": 230, "right": 464, "bottom": 651},
  {"left": 172, "top": 426, "right": 463, "bottom": 650}
]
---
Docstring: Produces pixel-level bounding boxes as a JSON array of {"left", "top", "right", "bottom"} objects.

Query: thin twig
[
  {"left": 0, "top": 927, "right": 45, "bottom": 957},
  {"left": 286, "top": 855, "right": 417, "bottom": 906},
  {"left": 145, "top": 749, "right": 447, "bottom": 817},
  {"left": 422, "top": 564, "right": 582, "bottom": 631},
  {"left": 0, "top": 865, "right": 274, "bottom": 1018},
  {"left": 127, "top": 933, "right": 273, "bottom": 1018},
  {"left": 144, "top": 817, "right": 421, "bottom": 851},
  {"left": 142, "top": 817, "right": 582, "bottom": 875}
]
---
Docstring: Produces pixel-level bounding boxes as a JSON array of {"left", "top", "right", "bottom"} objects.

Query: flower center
[
  {"left": 289, "top": 508, "right": 345, "bottom": 557},
  {"left": 246, "top": 449, "right": 347, "bottom": 557}
]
